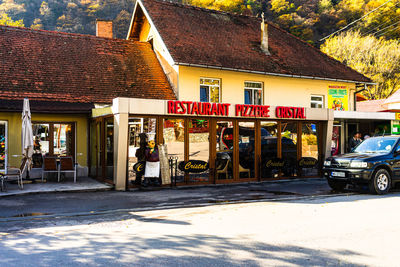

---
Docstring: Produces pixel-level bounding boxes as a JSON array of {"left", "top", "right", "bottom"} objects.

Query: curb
[
  {"left": 131, "top": 177, "right": 327, "bottom": 192},
  {"left": 0, "top": 185, "right": 113, "bottom": 198}
]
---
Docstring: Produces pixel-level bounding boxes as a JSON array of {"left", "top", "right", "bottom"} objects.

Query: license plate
[{"left": 331, "top": 171, "right": 346, "bottom": 178}]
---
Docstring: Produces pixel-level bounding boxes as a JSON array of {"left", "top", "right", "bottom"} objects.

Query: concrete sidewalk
[{"left": 0, "top": 177, "right": 112, "bottom": 197}]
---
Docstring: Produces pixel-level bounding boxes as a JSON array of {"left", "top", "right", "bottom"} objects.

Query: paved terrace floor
[{"left": 0, "top": 177, "right": 112, "bottom": 197}]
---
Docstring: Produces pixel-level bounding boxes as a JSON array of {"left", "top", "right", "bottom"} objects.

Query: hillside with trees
[
  {"left": 1, "top": 0, "right": 400, "bottom": 99},
  {"left": 0, "top": 0, "right": 135, "bottom": 38}
]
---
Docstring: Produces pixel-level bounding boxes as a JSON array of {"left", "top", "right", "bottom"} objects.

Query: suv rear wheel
[
  {"left": 327, "top": 179, "right": 347, "bottom": 192},
  {"left": 369, "top": 169, "right": 391, "bottom": 195}
]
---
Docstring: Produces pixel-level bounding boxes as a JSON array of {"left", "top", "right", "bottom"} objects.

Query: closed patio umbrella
[{"left": 21, "top": 98, "right": 33, "bottom": 171}]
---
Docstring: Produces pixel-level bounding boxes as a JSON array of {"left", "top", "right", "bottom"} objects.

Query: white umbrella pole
[{"left": 22, "top": 98, "right": 34, "bottom": 181}]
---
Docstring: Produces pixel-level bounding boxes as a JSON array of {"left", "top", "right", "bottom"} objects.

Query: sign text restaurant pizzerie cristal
[{"left": 167, "top": 100, "right": 306, "bottom": 119}]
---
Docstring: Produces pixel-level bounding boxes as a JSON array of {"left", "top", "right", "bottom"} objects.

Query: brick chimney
[
  {"left": 260, "top": 13, "right": 270, "bottom": 55},
  {"left": 96, "top": 19, "right": 113, "bottom": 39}
]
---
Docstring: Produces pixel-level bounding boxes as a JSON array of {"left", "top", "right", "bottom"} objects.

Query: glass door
[
  {"left": 260, "top": 121, "right": 279, "bottom": 179},
  {"left": 0, "top": 121, "right": 7, "bottom": 172},
  {"left": 90, "top": 118, "right": 114, "bottom": 183},
  {"left": 281, "top": 121, "right": 298, "bottom": 178},
  {"left": 163, "top": 118, "right": 185, "bottom": 183},
  {"left": 105, "top": 117, "right": 114, "bottom": 181},
  {"left": 301, "top": 123, "right": 319, "bottom": 177},
  {"left": 238, "top": 121, "right": 256, "bottom": 180},
  {"left": 215, "top": 120, "right": 234, "bottom": 181},
  {"left": 128, "top": 117, "right": 158, "bottom": 186},
  {"left": 188, "top": 118, "right": 210, "bottom": 183},
  {"left": 96, "top": 120, "right": 103, "bottom": 179}
]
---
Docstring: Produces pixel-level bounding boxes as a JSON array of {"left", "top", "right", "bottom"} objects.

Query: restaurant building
[
  {"left": 88, "top": 0, "right": 374, "bottom": 190},
  {"left": 0, "top": 0, "right": 378, "bottom": 191}
]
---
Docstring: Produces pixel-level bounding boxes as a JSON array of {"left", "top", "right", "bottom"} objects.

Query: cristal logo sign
[
  {"left": 298, "top": 157, "right": 318, "bottom": 168},
  {"left": 265, "top": 158, "right": 285, "bottom": 168},
  {"left": 178, "top": 160, "right": 209, "bottom": 173},
  {"left": 167, "top": 101, "right": 306, "bottom": 119},
  {"left": 276, "top": 106, "right": 306, "bottom": 119},
  {"left": 133, "top": 161, "right": 145, "bottom": 174}
]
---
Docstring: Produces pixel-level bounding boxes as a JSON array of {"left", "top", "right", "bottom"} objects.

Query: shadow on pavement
[
  {"left": 1, "top": 177, "right": 400, "bottom": 230},
  {"left": 0, "top": 211, "right": 191, "bottom": 232},
  {"left": 0, "top": 232, "right": 366, "bottom": 266}
]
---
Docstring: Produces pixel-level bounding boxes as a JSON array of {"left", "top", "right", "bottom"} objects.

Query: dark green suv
[{"left": 323, "top": 136, "right": 400, "bottom": 194}]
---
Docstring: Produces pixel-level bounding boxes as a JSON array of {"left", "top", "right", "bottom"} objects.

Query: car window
[
  {"left": 396, "top": 145, "right": 400, "bottom": 153},
  {"left": 354, "top": 137, "right": 397, "bottom": 153}
]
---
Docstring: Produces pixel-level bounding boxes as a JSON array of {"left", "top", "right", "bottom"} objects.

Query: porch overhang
[{"left": 334, "top": 110, "right": 395, "bottom": 121}]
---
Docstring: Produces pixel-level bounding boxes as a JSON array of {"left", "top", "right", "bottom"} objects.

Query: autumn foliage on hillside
[
  {"left": 0, "top": 0, "right": 135, "bottom": 38},
  {"left": 322, "top": 31, "right": 400, "bottom": 99}
]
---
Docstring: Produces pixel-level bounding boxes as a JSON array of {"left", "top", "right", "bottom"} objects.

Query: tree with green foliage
[
  {"left": 188, "top": 0, "right": 256, "bottom": 14},
  {"left": 321, "top": 30, "right": 400, "bottom": 99},
  {"left": 270, "top": 0, "right": 294, "bottom": 15},
  {"left": 0, "top": 13, "right": 24, "bottom": 27}
]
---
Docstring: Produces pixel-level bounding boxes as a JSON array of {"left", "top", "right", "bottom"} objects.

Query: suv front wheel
[{"left": 369, "top": 169, "right": 391, "bottom": 195}]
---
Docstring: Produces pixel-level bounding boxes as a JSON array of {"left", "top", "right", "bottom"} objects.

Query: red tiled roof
[
  {"left": 136, "top": 0, "right": 371, "bottom": 83},
  {"left": 0, "top": 25, "right": 176, "bottom": 112},
  {"left": 356, "top": 99, "right": 386, "bottom": 112}
]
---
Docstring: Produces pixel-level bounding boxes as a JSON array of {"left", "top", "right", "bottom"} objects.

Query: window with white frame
[
  {"left": 200, "top": 78, "right": 220, "bottom": 103},
  {"left": 244, "top": 81, "right": 263, "bottom": 105},
  {"left": 311, "top": 95, "right": 324, "bottom": 108}
]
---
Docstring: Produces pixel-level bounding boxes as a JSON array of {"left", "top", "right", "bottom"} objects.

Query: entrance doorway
[
  {"left": 0, "top": 121, "right": 7, "bottom": 172},
  {"left": 90, "top": 117, "right": 114, "bottom": 183},
  {"left": 127, "top": 117, "right": 158, "bottom": 185},
  {"left": 215, "top": 120, "right": 234, "bottom": 182},
  {"left": 347, "top": 123, "right": 358, "bottom": 152}
]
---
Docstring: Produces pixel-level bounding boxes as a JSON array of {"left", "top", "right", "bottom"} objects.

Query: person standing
[{"left": 349, "top": 132, "right": 362, "bottom": 152}]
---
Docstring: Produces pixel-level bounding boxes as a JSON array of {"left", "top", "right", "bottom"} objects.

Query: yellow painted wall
[
  {"left": 139, "top": 19, "right": 151, "bottom": 42},
  {"left": 92, "top": 107, "right": 112, "bottom": 118},
  {"left": 0, "top": 112, "right": 88, "bottom": 168},
  {"left": 178, "top": 66, "right": 357, "bottom": 110},
  {"left": 137, "top": 15, "right": 178, "bottom": 94},
  {"left": 137, "top": 13, "right": 176, "bottom": 69}
]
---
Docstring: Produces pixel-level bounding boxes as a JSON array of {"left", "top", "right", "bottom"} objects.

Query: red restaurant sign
[
  {"left": 275, "top": 106, "right": 306, "bottom": 119},
  {"left": 167, "top": 101, "right": 306, "bottom": 119},
  {"left": 168, "top": 101, "right": 230, "bottom": 116}
]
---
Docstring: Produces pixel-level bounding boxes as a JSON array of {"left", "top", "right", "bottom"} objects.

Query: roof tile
[
  {"left": 0, "top": 24, "right": 176, "bottom": 112},
  {"left": 138, "top": 0, "right": 370, "bottom": 83}
]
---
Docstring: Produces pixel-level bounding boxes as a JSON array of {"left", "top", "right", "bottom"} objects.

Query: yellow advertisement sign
[{"left": 328, "top": 85, "right": 348, "bottom": 111}]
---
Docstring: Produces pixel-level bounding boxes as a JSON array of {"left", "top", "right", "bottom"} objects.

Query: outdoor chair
[
  {"left": 239, "top": 164, "right": 251, "bottom": 178},
  {"left": 42, "top": 156, "right": 58, "bottom": 182},
  {"left": 216, "top": 159, "right": 230, "bottom": 179},
  {"left": 0, "top": 158, "right": 27, "bottom": 191},
  {"left": 59, "top": 156, "right": 77, "bottom": 183}
]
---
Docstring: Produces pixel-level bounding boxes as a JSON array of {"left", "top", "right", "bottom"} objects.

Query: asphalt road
[
  {"left": 1, "top": 192, "right": 400, "bottom": 266},
  {"left": 1, "top": 178, "right": 399, "bottom": 266}
]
